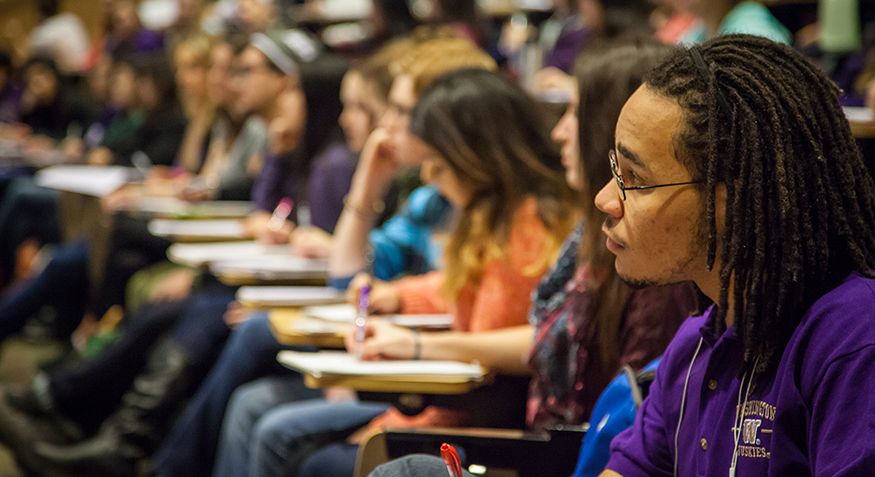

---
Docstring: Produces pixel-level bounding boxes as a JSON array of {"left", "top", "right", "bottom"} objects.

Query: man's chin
[{"left": 617, "top": 272, "right": 662, "bottom": 290}]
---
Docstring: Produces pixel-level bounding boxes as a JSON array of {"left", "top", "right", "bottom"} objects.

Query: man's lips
[{"left": 602, "top": 224, "right": 625, "bottom": 252}]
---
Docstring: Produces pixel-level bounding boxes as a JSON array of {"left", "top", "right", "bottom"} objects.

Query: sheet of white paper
[
  {"left": 285, "top": 317, "right": 350, "bottom": 335},
  {"left": 844, "top": 106, "right": 875, "bottom": 123},
  {"left": 134, "top": 198, "right": 254, "bottom": 218},
  {"left": 277, "top": 350, "right": 486, "bottom": 378},
  {"left": 300, "top": 305, "right": 452, "bottom": 328},
  {"left": 35, "top": 166, "right": 134, "bottom": 197},
  {"left": 167, "top": 241, "right": 292, "bottom": 267},
  {"left": 301, "top": 304, "right": 356, "bottom": 322},
  {"left": 148, "top": 219, "right": 244, "bottom": 239},
  {"left": 211, "top": 256, "right": 329, "bottom": 279},
  {"left": 237, "top": 286, "right": 344, "bottom": 306}
]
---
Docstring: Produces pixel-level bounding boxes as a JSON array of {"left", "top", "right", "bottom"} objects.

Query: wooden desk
[
  {"left": 844, "top": 106, "right": 875, "bottom": 139},
  {"left": 269, "top": 308, "right": 348, "bottom": 348},
  {"left": 212, "top": 256, "right": 330, "bottom": 286}
]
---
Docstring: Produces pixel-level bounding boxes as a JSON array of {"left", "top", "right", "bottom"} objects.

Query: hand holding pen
[{"left": 354, "top": 284, "right": 370, "bottom": 360}]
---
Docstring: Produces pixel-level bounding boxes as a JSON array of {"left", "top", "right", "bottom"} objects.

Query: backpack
[{"left": 572, "top": 358, "right": 661, "bottom": 477}]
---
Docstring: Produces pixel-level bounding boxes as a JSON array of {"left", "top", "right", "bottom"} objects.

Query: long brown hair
[
  {"left": 574, "top": 38, "right": 675, "bottom": 367},
  {"left": 411, "top": 69, "right": 576, "bottom": 300}
]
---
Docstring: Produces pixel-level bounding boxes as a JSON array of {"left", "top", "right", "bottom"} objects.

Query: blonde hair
[
  {"left": 392, "top": 36, "right": 496, "bottom": 96},
  {"left": 410, "top": 69, "right": 575, "bottom": 301}
]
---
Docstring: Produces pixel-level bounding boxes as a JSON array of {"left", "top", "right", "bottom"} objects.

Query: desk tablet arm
[{"left": 355, "top": 425, "right": 586, "bottom": 477}]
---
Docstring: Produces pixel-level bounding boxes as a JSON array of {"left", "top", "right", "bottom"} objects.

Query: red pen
[
  {"left": 440, "top": 443, "right": 463, "bottom": 477},
  {"left": 268, "top": 197, "right": 293, "bottom": 231}
]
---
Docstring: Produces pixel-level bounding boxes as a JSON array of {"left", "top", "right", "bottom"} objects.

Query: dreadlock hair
[{"left": 644, "top": 34, "right": 875, "bottom": 377}]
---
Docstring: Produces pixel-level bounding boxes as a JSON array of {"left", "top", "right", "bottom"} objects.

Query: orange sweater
[
  {"left": 391, "top": 198, "right": 552, "bottom": 332},
  {"left": 364, "top": 198, "right": 557, "bottom": 431}
]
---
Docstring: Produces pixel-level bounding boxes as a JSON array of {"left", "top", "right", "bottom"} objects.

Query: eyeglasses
[{"left": 609, "top": 149, "right": 702, "bottom": 200}]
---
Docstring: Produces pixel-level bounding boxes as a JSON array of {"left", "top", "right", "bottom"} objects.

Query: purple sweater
[
  {"left": 251, "top": 142, "right": 356, "bottom": 233},
  {"left": 608, "top": 272, "right": 875, "bottom": 477}
]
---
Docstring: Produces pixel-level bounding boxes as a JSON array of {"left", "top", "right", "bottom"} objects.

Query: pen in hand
[
  {"left": 354, "top": 284, "right": 370, "bottom": 360},
  {"left": 268, "top": 197, "right": 294, "bottom": 232}
]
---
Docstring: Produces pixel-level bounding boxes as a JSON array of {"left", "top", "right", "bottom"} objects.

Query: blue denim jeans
[
  {"left": 0, "top": 240, "right": 88, "bottom": 343},
  {"left": 213, "top": 383, "right": 388, "bottom": 477},
  {"left": 153, "top": 314, "right": 317, "bottom": 477}
]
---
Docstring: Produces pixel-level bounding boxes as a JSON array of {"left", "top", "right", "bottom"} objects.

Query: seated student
[
  {"left": 387, "top": 34, "right": 875, "bottom": 477},
  {"left": 17, "top": 56, "right": 95, "bottom": 142},
  {"left": 329, "top": 36, "right": 495, "bottom": 289},
  {"left": 235, "top": 40, "right": 699, "bottom": 477},
  {"left": 147, "top": 35, "right": 498, "bottom": 477},
  {"left": 0, "top": 32, "right": 343, "bottom": 477},
  {"left": 215, "top": 66, "right": 579, "bottom": 477},
  {"left": 665, "top": 0, "right": 791, "bottom": 45},
  {"left": 599, "top": 34, "right": 875, "bottom": 477},
  {"left": 88, "top": 53, "right": 187, "bottom": 168}
]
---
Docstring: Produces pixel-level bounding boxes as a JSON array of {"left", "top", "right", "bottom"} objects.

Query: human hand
[
  {"left": 289, "top": 226, "right": 333, "bottom": 258},
  {"left": 150, "top": 269, "right": 196, "bottom": 302},
  {"left": 268, "top": 89, "right": 306, "bottom": 155},
  {"left": 343, "top": 319, "right": 416, "bottom": 361},
  {"left": 346, "top": 273, "right": 401, "bottom": 314},
  {"left": 533, "top": 67, "right": 575, "bottom": 97},
  {"left": 242, "top": 212, "right": 294, "bottom": 244},
  {"left": 346, "top": 128, "right": 398, "bottom": 207},
  {"left": 223, "top": 301, "right": 253, "bottom": 328}
]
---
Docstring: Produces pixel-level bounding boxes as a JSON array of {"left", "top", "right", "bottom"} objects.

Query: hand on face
[{"left": 268, "top": 89, "right": 306, "bottom": 155}]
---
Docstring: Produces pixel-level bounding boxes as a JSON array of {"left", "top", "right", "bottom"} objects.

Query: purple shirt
[
  {"left": 251, "top": 141, "right": 356, "bottom": 233},
  {"left": 608, "top": 272, "right": 875, "bottom": 477}
]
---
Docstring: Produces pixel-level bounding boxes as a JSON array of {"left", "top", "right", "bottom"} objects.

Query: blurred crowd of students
[{"left": 0, "top": 0, "right": 870, "bottom": 476}]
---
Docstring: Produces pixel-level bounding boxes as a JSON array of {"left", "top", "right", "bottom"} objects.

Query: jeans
[
  {"left": 153, "top": 314, "right": 317, "bottom": 477},
  {"left": 48, "top": 285, "right": 235, "bottom": 436},
  {"left": 0, "top": 240, "right": 88, "bottom": 344},
  {"left": 50, "top": 298, "right": 186, "bottom": 435},
  {"left": 0, "top": 176, "right": 60, "bottom": 280},
  {"left": 214, "top": 387, "right": 388, "bottom": 477}
]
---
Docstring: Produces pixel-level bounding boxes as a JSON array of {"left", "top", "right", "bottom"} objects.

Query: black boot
[{"left": 34, "top": 339, "right": 193, "bottom": 477}]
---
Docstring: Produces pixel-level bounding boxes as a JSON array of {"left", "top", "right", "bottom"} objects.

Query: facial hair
[{"left": 614, "top": 200, "right": 711, "bottom": 289}]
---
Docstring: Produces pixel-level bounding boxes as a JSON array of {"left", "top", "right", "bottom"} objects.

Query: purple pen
[{"left": 354, "top": 284, "right": 370, "bottom": 359}]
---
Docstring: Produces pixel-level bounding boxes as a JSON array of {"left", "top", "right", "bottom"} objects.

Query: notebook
[
  {"left": 236, "top": 286, "right": 345, "bottom": 307},
  {"left": 167, "top": 241, "right": 292, "bottom": 267},
  {"left": 277, "top": 350, "right": 487, "bottom": 378}
]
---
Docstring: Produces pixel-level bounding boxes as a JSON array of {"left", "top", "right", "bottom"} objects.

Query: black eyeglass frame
[{"left": 609, "top": 149, "right": 702, "bottom": 201}]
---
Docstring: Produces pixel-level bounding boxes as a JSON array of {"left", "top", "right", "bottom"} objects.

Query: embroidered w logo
[{"left": 743, "top": 419, "right": 762, "bottom": 445}]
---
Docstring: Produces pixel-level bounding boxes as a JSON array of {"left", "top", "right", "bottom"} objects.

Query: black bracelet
[{"left": 412, "top": 330, "right": 421, "bottom": 360}]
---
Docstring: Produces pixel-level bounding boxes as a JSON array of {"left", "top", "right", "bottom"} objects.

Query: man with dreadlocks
[{"left": 596, "top": 34, "right": 875, "bottom": 477}]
